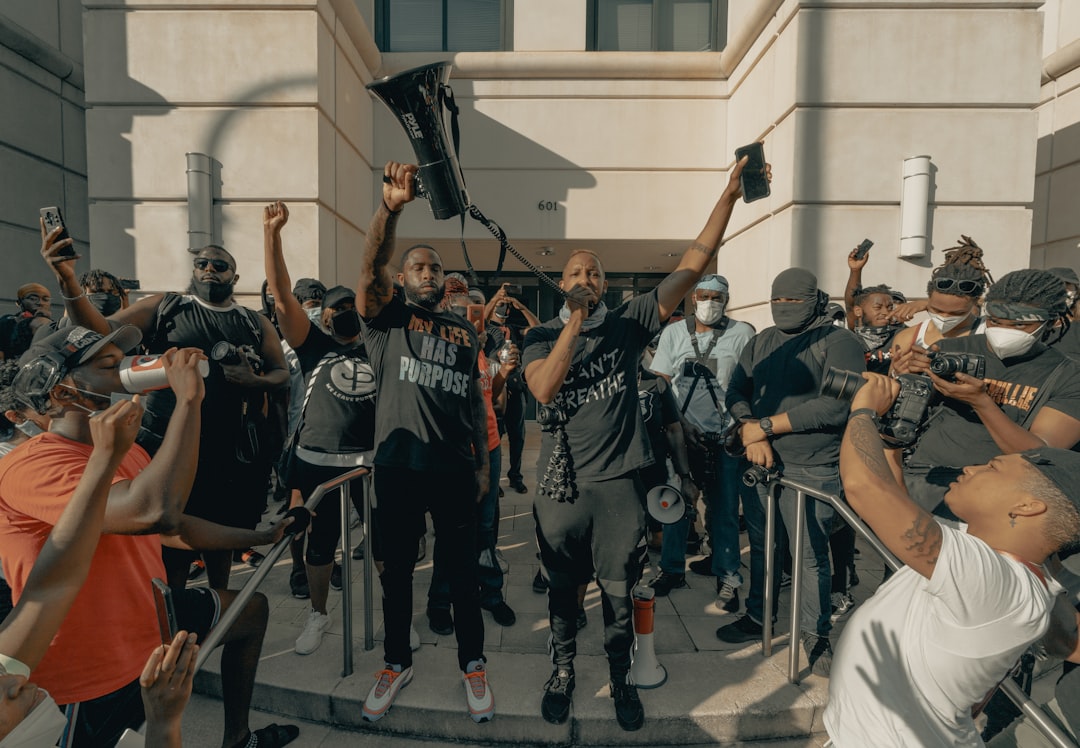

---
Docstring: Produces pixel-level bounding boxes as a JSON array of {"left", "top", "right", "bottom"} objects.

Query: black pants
[
  {"left": 504, "top": 388, "right": 526, "bottom": 483},
  {"left": 533, "top": 473, "right": 645, "bottom": 681},
  {"left": 374, "top": 466, "right": 484, "bottom": 671}
]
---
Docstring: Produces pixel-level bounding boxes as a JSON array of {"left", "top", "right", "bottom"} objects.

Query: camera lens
[{"left": 821, "top": 367, "right": 864, "bottom": 401}]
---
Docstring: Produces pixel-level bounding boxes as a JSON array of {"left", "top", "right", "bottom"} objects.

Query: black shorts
[
  {"left": 174, "top": 586, "right": 221, "bottom": 643},
  {"left": 184, "top": 454, "right": 272, "bottom": 530},
  {"left": 288, "top": 458, "right": 370, "bottom": 565},
  {"left": 61, "top": 588, "right": 220, "bottom": 747}
]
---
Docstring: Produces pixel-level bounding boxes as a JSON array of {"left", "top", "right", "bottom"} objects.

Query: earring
[{"left": 1008, "top": 512, "right": 1017, "bottom": 528}]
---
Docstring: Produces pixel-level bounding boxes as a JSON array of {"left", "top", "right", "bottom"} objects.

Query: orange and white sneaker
[
  {"left": 362, "top": 664, "right": 413, "bottom": 722},
  {"left": 463, "top": 659, "right": 494, "bottom": 723}
]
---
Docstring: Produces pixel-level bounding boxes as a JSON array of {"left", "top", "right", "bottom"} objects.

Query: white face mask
[
  {"left": 985, "top": 325, "right": 1041, "bottom": 359},
  {"left": 0, "top": 688, "right": 66, "bottom": 748},
  {"left": 305, "top": 307, "right": 323, "bottom": 325},
  {"left": 695, "top": 300, "right": 726, "bottom": 326},
  {"left": 927, "top": 309, "right": 971, "bottom": 334},
  {"left": 14, "top": 419, "right": 44, "bottom": 438}
]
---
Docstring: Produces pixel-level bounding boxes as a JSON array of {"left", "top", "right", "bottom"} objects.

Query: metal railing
[
  {"left": 194, "top": 465, "right": 374, "bottom": 678},
  {"left": 757, "top": 473, "right": 1078, "bottom": 748}
]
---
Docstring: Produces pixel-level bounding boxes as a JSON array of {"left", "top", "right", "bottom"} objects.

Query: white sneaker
[
  {"left": 295, "top": 610, "right": 331, "bottom": 655},
  {"left": 410, "top": 625, "right": 421, "bottom": 651},
  {"left": 362, "top": 664, "right": 413, "bottom": 722},
  {"left": 463, "top": 659, "right": 494, "bottom": 723},
  {"left": 830, "top": 592, "right": 855, "bottom": 623}
]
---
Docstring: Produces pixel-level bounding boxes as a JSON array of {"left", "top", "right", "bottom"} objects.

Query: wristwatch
[{"left": 759, "top": 416, "right": 775, "bottom": 438}]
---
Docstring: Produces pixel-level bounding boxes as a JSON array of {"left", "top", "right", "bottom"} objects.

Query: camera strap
[{"left": 681, "top": 316, "right": 728, "bottom": 420}]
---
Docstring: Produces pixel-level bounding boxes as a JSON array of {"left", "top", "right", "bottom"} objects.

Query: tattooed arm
[
  {"left": 357, "top": 161, "right": 417, "bottom": 320},
  {"left": 470, "top": 375, "right": 491, "bottom": 502},
  {"left": 840, "top": 372, "right": 943, "bottom": 579},
  {"left": 655, "top": 154, "right": 766, "bottom": 320}
]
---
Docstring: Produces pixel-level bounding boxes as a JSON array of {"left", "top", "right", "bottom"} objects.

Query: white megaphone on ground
[
  {"left": 630, "top": 586, "right": 666, "bottom": 688},
  {"left": 646, "top": 482, "right": 688, "bottom": 525}
]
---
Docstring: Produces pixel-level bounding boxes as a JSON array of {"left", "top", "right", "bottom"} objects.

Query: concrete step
[{"left": 193, "top": 621, "right": 830, "bottom": 747}]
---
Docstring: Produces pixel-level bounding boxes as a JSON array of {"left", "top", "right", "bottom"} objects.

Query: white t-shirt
[
  {"left": 824, "top": 524, "right": 1056, "bottom": 747},
  {"left": 649, "top": 317, "right": 754, "bottom": 433}
]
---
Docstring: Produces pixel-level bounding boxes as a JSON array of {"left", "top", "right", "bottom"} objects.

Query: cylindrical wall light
[
  {"left": 186, "top": 152, "right": 213, "bottom": 252},
  {"left": 899, "top": 155, "right": 932, "bottom": 259}
]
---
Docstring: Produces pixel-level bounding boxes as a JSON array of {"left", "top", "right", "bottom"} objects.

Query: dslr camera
[
  {"left": 927, "top": 351, "right": 985, "bottom": 379},
  {"left": 821, "top": 368, "right": 935, "bottom": 448},
  {"left": 742, "top": 464, "right": 781, "bottom": 487},
  {"left": 210, "top": 341, "right": 264, "bottom": 374},
  {"left": 536, "top": 404, "right": 569, "bottom": 433}
]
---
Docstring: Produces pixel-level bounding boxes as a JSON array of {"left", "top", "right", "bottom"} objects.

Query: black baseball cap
[
  {"left": 322, "top": 285, "right": 356, "bottom": 310},
  {"left": 14, "top": 325, "right": 142, "bottom": 410},
  {"left": 293, "top": 278, "right": 326, "bottom": 303}
]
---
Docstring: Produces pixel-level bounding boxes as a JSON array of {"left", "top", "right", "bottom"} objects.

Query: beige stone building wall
[
  {"left": 1033, "top": 0, "right": 1080, "bottom": 272},
  {"left": 0, "top": 0, "right": 1066, "bottom": 321},
  {"left": 0, "top": 1, "right": 87, "bottom": 306}
]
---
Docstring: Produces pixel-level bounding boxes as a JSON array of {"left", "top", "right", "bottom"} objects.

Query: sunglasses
[
  {"left": 194, "top": 258, "right": 232, "bottom": 273},
  {"left": 932, "top": 277, "right": 982, "bottom": 295}
]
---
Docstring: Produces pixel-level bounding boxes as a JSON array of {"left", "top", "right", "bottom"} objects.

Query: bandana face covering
[
  {"left": 771, "top": 301, "right": 817, "bottom": 333},
  {"left": 558, "top": 302, "right": 609, "bottom": 332},
  {"left": 191, "top": 277, "right": 234, "bottom": 304},
  {"left": 854, "top": 323, "right": 905, "bottom": 352}
]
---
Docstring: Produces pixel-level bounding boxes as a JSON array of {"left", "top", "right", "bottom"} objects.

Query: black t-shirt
[
  {"left": 1051, "top": 323, "right": 1080, "bottom": 364},
  {"left": 140, "top": 295, "right": 264, "bottom": 455},
  {"left": 522, "top": 291, "right": 662, "bottom": 481},
  {"left": 361, "top": 296, "right": 481, "bottom": 470},
  {"left": 910, "top": 334, "right": 1080, "bottom": 467},
  {"left": 294, "top": 326, "right": 376, "bottom": 455},
  {"left": 638, "top": 368, "right": 679, "bottom": 465}
]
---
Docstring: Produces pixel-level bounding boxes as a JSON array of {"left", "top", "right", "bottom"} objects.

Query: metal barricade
[
  {"left": 194, "top": 465, "right": 374, "bottom": 678},
  {"left": 757, "top": 472, "right": 1078, "bottom": 748}
]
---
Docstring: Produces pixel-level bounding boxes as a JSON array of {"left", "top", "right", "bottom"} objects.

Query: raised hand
[
  {"left": 40, "top": 219, "right": 78, "bottom": 278},
  {"left": 264, "top": 201, "right": 289, "bottom": 235},
  {"left": 140, "top": 631, "right": 198, "bottom": 741},
  {"left": 383, "top": 161, "right": 418, "bottom": 213}
]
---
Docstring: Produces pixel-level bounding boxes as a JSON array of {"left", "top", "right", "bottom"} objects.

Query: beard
[{"left": 403, "top": 281, "right": 445, "bottom": 310}]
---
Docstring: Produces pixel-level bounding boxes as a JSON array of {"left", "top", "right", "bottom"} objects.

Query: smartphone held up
[
  {"left": 734, "top": 142, "right": 770, "bottom": 204},
  {"left": 40, "top": 206, "right": 76, "bottom": 257}
]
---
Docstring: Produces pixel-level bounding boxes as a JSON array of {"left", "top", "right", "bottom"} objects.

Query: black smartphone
[
  {"left": 118, "top": 278, "right": 141, "bottom": 291},
  {"left": 853, "top": 238, "right": 874, "bottom": 261},
  {"left": 502, "top": 283, "right": 522, "bottom": 297},
  {"left": 733, "top": 142, "right": 770, "bottom": 204},
  {"left": 152, "top": 578, "right": 178, "bottom": 646},
  {"left": 39, "top": 206, "right": 75, "bottom": 257}
]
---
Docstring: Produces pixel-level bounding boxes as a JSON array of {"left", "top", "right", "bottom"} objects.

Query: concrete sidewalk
[{"left": 191, "top": 429, "right": 887, "bottom": 746}]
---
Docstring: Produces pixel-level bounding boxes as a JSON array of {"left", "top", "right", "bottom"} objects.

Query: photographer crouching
[{"left": 890, "top": 269, "right": 1080, "bottom": 519}]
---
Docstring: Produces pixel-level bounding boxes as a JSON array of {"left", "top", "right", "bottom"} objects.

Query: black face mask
[
  {"left": 331, "top": 309, "right": 361, "bottom": 339},
  {"left": 771, "top": 301, "right": 818, "bottom": 333},
  {"left": 191, "top": 277, "right": 234, "bottom": 304},
  {"left": 88, "top": 292, "right": 122, "bottom": 316}
]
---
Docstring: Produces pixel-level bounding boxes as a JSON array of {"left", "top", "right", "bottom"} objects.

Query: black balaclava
[{"left": 771, "top": 268, "right": 822, "bottom": 333}]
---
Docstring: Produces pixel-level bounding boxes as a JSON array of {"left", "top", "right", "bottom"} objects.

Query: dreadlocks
[
  {"left": 79, "top": 268, "right": 129, "bottom": 303},
  {"left": 852, "top": 284, "right": 897, "bottom": 306},
  {"left": 927, "top": 236, "right": 992, "bottom": 299},
  {"left": 984, "top": 268, "right": 1070, "bottom": 344}
]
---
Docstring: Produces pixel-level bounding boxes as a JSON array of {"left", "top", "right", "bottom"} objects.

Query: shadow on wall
[{"left": 1033, "top": 118, "right": 1080, "bottom": 270}]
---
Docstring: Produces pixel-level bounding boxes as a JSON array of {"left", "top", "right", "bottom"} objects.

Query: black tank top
[{"left": 139, "top": 295, "right": 263, "bottom": 454}]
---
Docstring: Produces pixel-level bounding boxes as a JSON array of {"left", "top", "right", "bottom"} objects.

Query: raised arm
[
  {"left": 840, "top": 373, "right": 942, "bottom": 579},
  {"left": 523, "top": 287, "right": 591, "bottom": 404},
  {"left": 0, "top": 397, "right": 143, "bottom": 669},
  {"left": 654, "top": 155, "right": 758, "bottom": 320},
  {"left": 470, "top": 375, "right": 491, "bottom": 503},
  {"left": 102, "top": 348, "right": 206, "bottom": 535},
  {"left": 41, "top": 219, "right": 160, "bottom": 336},
  {"left": 357, "top": 161, "right": 416, "bottom": 319},
  {"left": 844, "top": 247, "right": 869, "bottom": 330},
  {"left": 263, "top": 201, "right": 312, "bottom": 349}
]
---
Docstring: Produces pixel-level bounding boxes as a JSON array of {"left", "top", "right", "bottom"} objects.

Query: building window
[
  {"left": 377, "top": 0, "right": 504, "bottom": 52},
  {"left": 588, "top": 0, "right": 725, "bottom": 51}
]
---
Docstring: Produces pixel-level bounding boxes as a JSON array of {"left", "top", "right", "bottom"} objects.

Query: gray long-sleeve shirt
[{"left": 726, "top": 322, "right": 866, "bottom": 466}]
